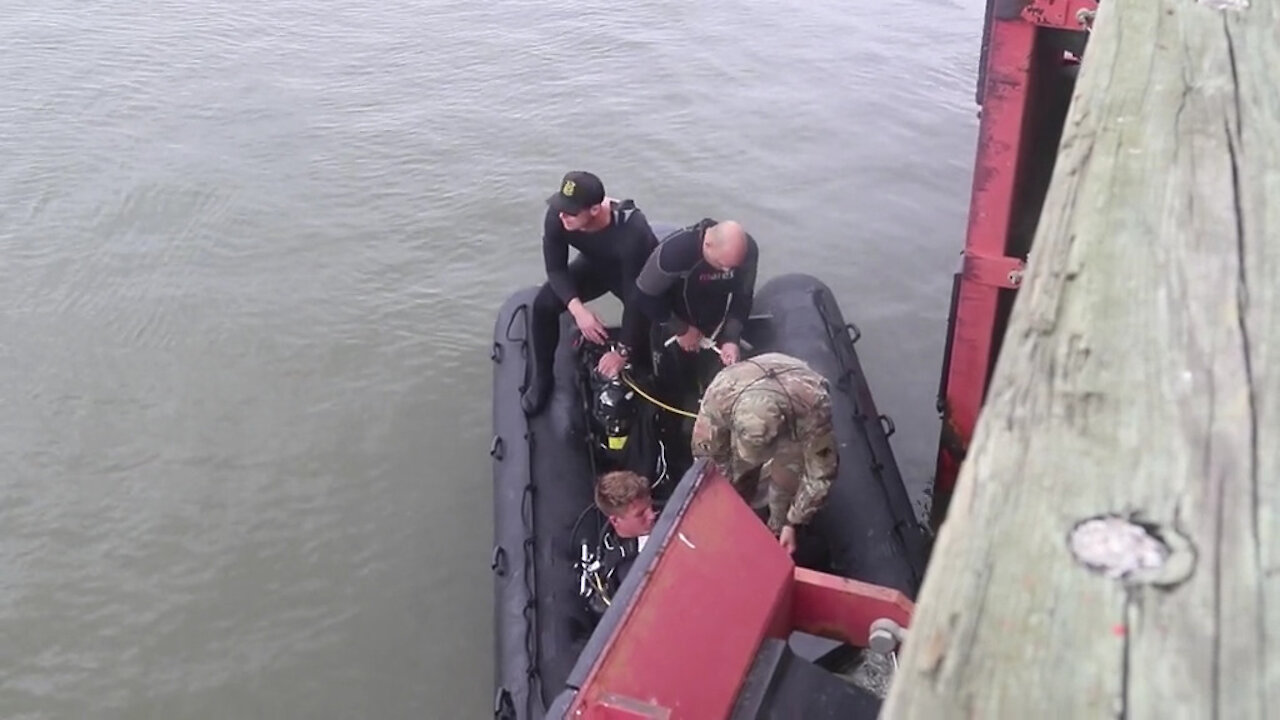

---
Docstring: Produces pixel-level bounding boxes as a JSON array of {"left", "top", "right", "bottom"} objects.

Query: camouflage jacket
[{"left": 691, "top": 353, "right": 838, "bottom": 526}]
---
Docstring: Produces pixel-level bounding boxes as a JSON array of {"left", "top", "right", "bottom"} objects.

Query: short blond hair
[{"left": 594, "top": 470, "right": 651, "bottom": 516}]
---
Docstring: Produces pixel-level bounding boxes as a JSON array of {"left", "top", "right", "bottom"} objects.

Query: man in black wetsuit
[
  {"left": 580, "top": 470, "right": 659, "bottom": 616},
  {"left": 635, "top": 218, "right": 759, "bottom": 368},
  {"left": 524, "top": 171, "right": 659, "bottom": 416}
]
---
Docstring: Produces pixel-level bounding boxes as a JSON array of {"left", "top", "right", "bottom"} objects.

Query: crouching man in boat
[
  {"left": 689, "top": 353, "right": 838, "bottom": 555},
  {"left": 634, "top": 218, "right": 758, "bottom": 378},
  {"left": 578, "top": 470, "right": 659, "bottom": 616},
  {"left": 523, "top": 171, "right": 659, "bottom": 416}
]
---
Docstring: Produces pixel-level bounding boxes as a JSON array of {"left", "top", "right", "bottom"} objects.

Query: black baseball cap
[{"left": 547, "top": 171, "right": 606, "bottom": 214}]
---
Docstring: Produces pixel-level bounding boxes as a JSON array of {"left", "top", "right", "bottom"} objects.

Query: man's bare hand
[
  {"left": 778, "top": 525, "right": 797, "bottom": 555},
  {"left": 597, "top": 350, "right": 626, "bottom": 378},
  {"left": 572, "top": 306, "right": 608, "bottom": 345},
  {"left": 719, "top": 342, "right": 740, "bottom": 365},
  {"left": 675, "top": 326, "right": 703, "bottom": 352}
]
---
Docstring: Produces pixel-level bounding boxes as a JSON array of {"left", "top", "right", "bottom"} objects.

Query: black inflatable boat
[{"left": 490, "top": 270, "right": 931, "bottom": 719}]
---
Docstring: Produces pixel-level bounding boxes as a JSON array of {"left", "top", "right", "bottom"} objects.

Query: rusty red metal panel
[
  {"left": 790, "top": 569, "right": 914, "bottom": 647},
  {"left": 1021, "top": 0, "right": 1097, "bottom": 31},
  {"left": 932, "top": 17, "right": 1037, "bottom": 521},
  {"left": 567, "top": 465, "right": 794, "bottom": 720}
]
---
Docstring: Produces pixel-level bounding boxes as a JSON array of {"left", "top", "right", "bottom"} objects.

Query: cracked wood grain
[{"left": 882, "top": 1, "right": 1278, "bottom": 718}]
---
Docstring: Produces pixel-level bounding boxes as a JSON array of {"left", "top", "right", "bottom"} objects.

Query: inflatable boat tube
[{"left": 491, "top": 271, "right": 931, "bottom": 719}]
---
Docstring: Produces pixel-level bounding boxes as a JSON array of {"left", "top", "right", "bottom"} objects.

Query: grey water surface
[{"left": 0, "top": 1, "right": 983, "bottom": 716}]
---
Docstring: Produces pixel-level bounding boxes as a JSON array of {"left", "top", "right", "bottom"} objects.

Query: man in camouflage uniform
[{"left": 690, "top": 353, "right": 839, "bottom": 553}]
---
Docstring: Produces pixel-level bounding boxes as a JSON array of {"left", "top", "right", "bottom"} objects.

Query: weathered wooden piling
[{"left": 883, "top": 0, "right": 1279, "bottom": 716}]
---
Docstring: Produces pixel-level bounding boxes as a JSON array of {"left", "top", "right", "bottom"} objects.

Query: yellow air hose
[{"left": 618, "top": 371, "right": 699, "bottom": 420}]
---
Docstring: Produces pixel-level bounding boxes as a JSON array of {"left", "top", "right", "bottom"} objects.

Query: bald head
[{"left": 703, "top": 221, "right": 749, "bottom": 270}]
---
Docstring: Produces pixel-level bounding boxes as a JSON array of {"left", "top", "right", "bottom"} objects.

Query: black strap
[{"left": 613, "top": 198, "right": 637, "bottom": 225}]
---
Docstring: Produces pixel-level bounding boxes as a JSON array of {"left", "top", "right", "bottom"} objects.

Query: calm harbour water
[{"left": 0, "top": 1, "right": 983, "bottom": 716}]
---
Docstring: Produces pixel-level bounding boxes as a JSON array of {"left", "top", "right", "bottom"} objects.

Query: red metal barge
[{"left": 931, "top": 0, "right": 1094, "bottom": 526}]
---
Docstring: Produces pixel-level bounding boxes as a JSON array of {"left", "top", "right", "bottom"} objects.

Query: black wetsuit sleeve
[
  {"left": 542, "top": 208, "right": 577, "bottom": 304},
  {"left": 634, "top": 228, "right": 701, "bottom": 334},
  {"left": 719, "top": 236, "right": 759, "bottom": 343},
  {"left": 617, "top": 211, "right": 659, "bottom": 351}
]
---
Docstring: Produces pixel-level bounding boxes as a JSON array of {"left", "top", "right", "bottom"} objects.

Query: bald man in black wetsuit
[
  {"left": 635, "top": 218, "right": 759, "bottom": 366},
  {"left": 522, "top": 171, "right": 659, "bottom": 417}
]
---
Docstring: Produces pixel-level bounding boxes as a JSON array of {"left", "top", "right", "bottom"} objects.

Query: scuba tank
[{"left": 591, "top": 371, "right": 637, "bottom": 451}]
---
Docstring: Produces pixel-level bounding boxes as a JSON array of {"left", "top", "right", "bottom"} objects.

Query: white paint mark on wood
[{"left": 1068, "top": 515, "right": 1169, "bottom": 579}]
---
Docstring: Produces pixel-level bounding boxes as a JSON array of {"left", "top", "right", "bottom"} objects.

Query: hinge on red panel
[{"left": 962, "top": 252, "right": 1025, "bottom": 289}]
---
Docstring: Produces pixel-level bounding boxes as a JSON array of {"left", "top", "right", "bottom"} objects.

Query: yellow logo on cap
[{"left": 562, "top": 180, "right": 576, "bottom": 197}]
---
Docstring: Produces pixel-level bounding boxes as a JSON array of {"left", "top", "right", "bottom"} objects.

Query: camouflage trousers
[{"left": 732, "top": 441, "right": 805, "bottom": 534}]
